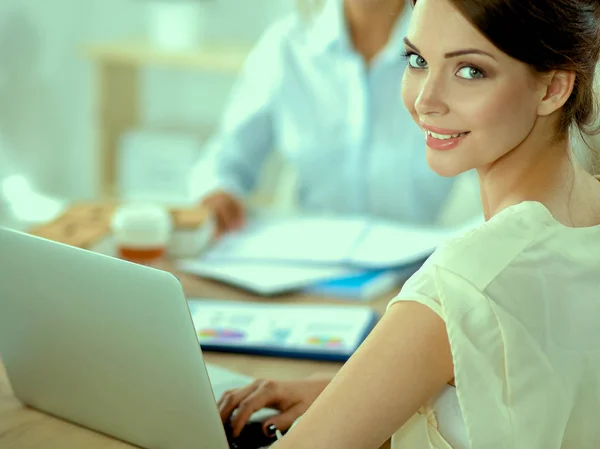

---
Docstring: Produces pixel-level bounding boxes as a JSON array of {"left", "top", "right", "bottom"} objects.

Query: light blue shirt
[{"left": 194, "top": 0, "right": 457, "bottom": 224}]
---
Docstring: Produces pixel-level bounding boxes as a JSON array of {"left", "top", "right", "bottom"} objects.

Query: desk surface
[{"left": 0, "top": 261, "right": 395, "bottom": 449}]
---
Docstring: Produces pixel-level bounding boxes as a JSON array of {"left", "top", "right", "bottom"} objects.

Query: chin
[{"left": 425, "top": 147, "right": 471, "bottom": 178}]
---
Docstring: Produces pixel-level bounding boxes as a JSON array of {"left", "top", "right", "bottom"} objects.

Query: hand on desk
[
  {"left": 218, "top": 377, "right": 331, "bottom": 438},
  {"left": 201, "top": 190, "right": 245, "bottom": 237}
]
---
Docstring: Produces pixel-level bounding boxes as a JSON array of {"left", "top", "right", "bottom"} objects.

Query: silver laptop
[{"left": 0, "top": 227, "right": 269, "bottom": 449}]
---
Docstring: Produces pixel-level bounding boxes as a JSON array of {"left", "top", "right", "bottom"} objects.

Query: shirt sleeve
[
  {"left": 387, "top": 253, "right": 506, "bottom": 448},
  {"left": 189, "top": 21, "right": 287, "bottom": 201},
  {"left": 386, "top": 257, "right": 446, "bottom": 319},
  {"left": 386, "top": 206, "right": 544, "bottom": 448}
]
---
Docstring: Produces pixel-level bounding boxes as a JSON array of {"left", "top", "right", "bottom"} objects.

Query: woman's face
[{"left": 401, "top": 0, "right": 545, "bottom": 177}]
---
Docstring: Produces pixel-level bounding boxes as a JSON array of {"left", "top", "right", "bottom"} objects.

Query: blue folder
[{"left": 304, "top": 263, "right": 423, "bottom": 301}]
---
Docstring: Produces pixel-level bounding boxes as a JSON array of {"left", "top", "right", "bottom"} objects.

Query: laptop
[{"left": 0, "top": 227, "right": 275, "bottom": 449}]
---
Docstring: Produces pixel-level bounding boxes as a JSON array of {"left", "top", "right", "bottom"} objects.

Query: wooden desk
[{"left": 0, "top": 262, "right": 395, "bottom": 449}]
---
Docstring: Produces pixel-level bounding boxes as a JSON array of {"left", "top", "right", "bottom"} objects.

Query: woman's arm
[
  {"left": 273, "top": 300, "right": 454, "bottom": 449},
  {"left": 189, "top": 23, "right": 285, "bottom": 202}
]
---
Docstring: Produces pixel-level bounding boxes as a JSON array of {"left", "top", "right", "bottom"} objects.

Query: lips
[
  {"left": 424, "top": 129, "right": 470, "bottom": 151},
  {"left": 420, "top": 124, "right": 470, "bottom": 151},
  {"left": 426, "top": 130, "right": 469, "bottom": 140}
]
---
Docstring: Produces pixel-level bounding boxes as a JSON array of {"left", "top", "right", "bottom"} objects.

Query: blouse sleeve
[
  {"left": 385, "top": 205, "right": 544, "bottom": 448},
  {"left": 387, "top": 257, "right": 512, "bottom": 446}
]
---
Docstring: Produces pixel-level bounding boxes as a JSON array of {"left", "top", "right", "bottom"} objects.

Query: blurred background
[
  {"left": 0, "top": 0, "right": 296, "bottom": 228},
  {"left": 0, "top": 0, "right": 598, "bottom": 231}
]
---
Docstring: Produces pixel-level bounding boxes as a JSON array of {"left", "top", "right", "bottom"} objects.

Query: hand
[
  {"left": 201, "top": 190, "right": 245, "bottom": 237},
  {"left": 218, "top": 377, "right": 331, "bottom": 438}
]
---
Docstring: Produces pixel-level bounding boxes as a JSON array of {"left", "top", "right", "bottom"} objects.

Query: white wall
[{"left": 0, "top": 0, "right": 293, "bottom": 199}]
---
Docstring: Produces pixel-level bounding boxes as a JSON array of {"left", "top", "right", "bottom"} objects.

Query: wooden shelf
[
  {"left": 83, "top": 39, "right": 250, "bottom": 73},
  {"left": 82, "top": 39, "right": 252, "bottom": 198}
]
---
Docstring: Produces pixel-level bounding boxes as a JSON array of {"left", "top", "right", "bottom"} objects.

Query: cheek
[
  {"left": 401, "top": 72, "right": 420, "bottom": 125},
  {"left": 425, "top": 79, "right": 540, "bottom": 177},
  {"left": 467, "top": 81, "right": 539, "bottom": 154}
]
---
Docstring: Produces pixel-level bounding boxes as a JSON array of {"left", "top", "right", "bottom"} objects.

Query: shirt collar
[
  {"left": 375, "top": 2, "right": 412, "bottom": 64},
  {"left": 307, "top": 0, "right": 413, "bottom": 61},
  {"left": 307, "top": 0, "right": 351, "bottom": 55}
]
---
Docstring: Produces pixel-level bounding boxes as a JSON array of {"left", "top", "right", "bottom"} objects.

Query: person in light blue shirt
[{"left": 192, "top": 0, "right": 458, "bottom": 235}]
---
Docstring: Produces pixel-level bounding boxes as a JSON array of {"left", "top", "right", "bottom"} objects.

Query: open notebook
[{"left": 198, "top": 215, "right": 481, "bottom": 269}]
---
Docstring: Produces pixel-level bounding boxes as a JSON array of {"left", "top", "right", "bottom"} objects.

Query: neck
[
  {"left": 344, "top": 0, "right": 405, "bottom": 62},
  {"left": 477, "top": 120, "right": 599, "bottom": 226}
]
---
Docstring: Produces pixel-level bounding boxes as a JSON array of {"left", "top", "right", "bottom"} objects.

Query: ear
[{"left": 537, "top": 70, "right": 576, "bottom": 117}]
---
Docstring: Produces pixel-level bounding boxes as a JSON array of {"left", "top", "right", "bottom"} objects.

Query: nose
[{"left": 414, "top": 72, "right": 450, "bottom": 118}]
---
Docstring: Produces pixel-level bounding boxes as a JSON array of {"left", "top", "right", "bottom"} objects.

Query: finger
[
  {"left": 202, "top": 198, "right": 226, "bottom": 236},
  {"left": 216, "top": 385, "right": 250, "bottom": 409},
  {"left": 262, "top": 402, "right": 308, "bottom": 436},
  {"left": 218, "top": 384, "right": 257, "bottom": 422},
  {"left": 218, "top": 389, "right": 251, "bottom": 422},
  {"left": 231, "top": 383, "right": 279, "bottom": 437},
  {"left": 218, "top": 200, "right": 239, "bottom": 233},
  {"left": 231, "top": 200, "right": 245, "bottom": 230},
  {"left": 216, "top": 388, "right": 233, "bottom": 408},
  {"left": 213, "top": 206, "right": 232, "bottom": 237}
]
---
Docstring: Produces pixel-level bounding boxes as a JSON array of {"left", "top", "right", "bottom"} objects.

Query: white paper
[
  {"left": 349, "top": 222, "right": 453, "bottom": 267},
  {"left": 178, "top": 259, "right": 360, "bottom": 295},
  {"left": 198, "top": 215, "right": 483, "bottom": 268},
  {"left": 202, "top": 216, "right": 367, "bottom": 265}
]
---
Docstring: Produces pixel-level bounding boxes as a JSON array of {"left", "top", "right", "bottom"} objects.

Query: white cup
[{"left": 111, "top": 203, "right": 172, "bottom": 263}]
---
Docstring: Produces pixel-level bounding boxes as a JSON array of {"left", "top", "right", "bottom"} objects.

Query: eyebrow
[{"left": 403, "top": 37, "right": 496, "bottom": 61}]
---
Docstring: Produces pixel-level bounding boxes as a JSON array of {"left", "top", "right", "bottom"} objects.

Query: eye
[
  {"left": 406, "top": 52, "right": 428, "bottom": 69},
  {"left": 456, "top": 66, "right": 485, "bottom": 80}
]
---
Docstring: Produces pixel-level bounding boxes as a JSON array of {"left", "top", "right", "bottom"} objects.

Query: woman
[
  {"left": 191, "top": 0, "right": 464, "bottom": 235},
  {"left": 217, "top": 0, "right": 600, "bottom": 448}
]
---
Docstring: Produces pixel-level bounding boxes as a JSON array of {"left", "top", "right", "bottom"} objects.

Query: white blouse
[{"left": 388, "top": 200, "right": 600, "bottom": 448}]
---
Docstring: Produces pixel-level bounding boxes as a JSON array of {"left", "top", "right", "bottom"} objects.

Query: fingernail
[{"left": 265, "top": 424, "right": 277, "bottom": 437}]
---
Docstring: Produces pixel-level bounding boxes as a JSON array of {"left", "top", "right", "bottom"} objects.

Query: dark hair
[{"left": 412, "top": 0, "right": 600, "bottom": 138}]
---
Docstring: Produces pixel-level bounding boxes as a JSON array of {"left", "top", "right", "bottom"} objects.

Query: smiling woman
[
  {"left": 214, "top": 1, "right": 600, "bottom": 448},
  {"left": 443, "top": 0, "right": 600, "bottom": 137},
  {"left": 403, "top": 0, "right": 600, "bottom": 180}
]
